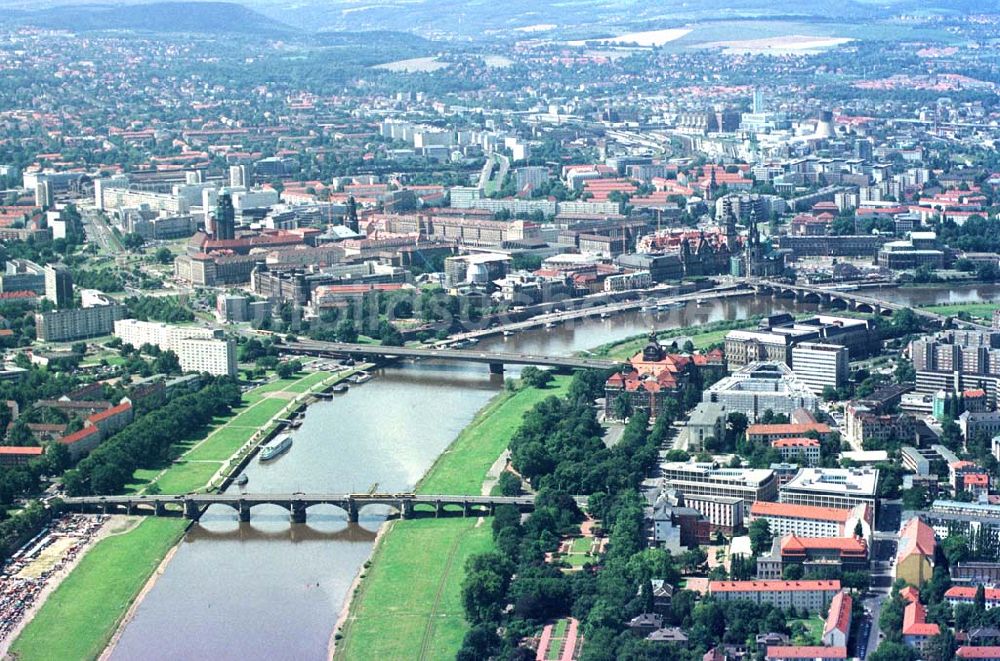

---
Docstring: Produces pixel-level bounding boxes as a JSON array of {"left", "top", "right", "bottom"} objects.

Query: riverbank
[
  {"left": 589, "top": 316, "right": 762, "bottom": 360},
  {"left": 9, "top": 369, "right": 348, "bottom": 661},
  {"left": 332, "top": 376, "right": 571, "bottom": 660}
]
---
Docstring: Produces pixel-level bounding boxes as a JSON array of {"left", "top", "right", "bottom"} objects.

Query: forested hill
[{"left": 1, "top": 2, "right": 291, "bottom": 35}]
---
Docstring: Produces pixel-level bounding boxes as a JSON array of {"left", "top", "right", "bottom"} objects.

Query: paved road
[{"left": 79, "top": 205, "right": 122, "bottom": 254}]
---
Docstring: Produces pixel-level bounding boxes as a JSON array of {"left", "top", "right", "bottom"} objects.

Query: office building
[
  {"left": 845, "top": 403, "right": 915, "bottom": 448},
  {"left": 44, "top": 263, "right": 73, "bottom": 308},
  {"left": 779, "top": 467, "right": 879, "bottom": 515},
  {"left": 679, "top": 494, "right": 744, "bottom": 533},
  {"left": 0, "top": 259, "right": 46, "bottom": 294},
  {"left": 703, "top": 362, "right": 818, "bottom": 421},
  {"left": 216, "top": 294, "right": 251, "bottom": 322},
  {"left": 791, "top": 343, "right": 849, "bottom": 395},
  {"left": 726, "top": 315, "right": 875, "bottom": 370},
  {"left": 660, "top": 461, "right": 778, "bottom": 515},
  {"left": 113, "top": 319, "right": 236, "bottom": 377},
  {"left": 749, "top": 501, "right": 871, "bottom": 540},
  {"left": 771, "top": 438, "right": 821, "bottom": 465},
  {"left": 901, "top": 586, "right": 939, "bottom": 652},
  {"left": 945, "top": 586, "right": 1000, "bottom": 610}
]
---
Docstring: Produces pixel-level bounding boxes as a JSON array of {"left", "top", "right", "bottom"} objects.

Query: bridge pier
[
  {"left": 183, "top": 499, "right": 202, "bottom": 521},
  {"left": 400, "top": 500, "right": 413, "bottom": 519},
  {"left": 154, "top": 502, "right": 165, "bottom": 517},
  {"left": 488, "top": 362, "right": 504, "bottom": 375},
  {"left": 463, "top": 501, "right": 472, "bottom": 517},
  {"left": 346, "top": 500, "right": 359, "bottom": 523},
  {"left": 435, "top": 500, "right": 444, "bottom": 518},
  {"left": 290, "top": 501, "right": 307, "bottom": 524},
  {"left": 239, "top": 500, "right": 251, "bottom": 522}
]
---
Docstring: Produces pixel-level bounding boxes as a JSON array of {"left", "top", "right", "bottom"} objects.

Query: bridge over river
[
  {"left": 282, "top": 340, "right": 621, "bottom": 373},
  {"left": 60, "top": 493, "right": 587, "bottom": 523}
]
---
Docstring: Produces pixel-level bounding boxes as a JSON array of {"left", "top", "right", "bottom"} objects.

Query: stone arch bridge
[{"left": 59, "top": 493, "right": 586, "bottom": 524}]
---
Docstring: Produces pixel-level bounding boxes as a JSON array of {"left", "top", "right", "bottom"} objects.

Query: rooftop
[
  {"left": 750, "top": 501, "right": 854, "bottom": 523},
  {"left": 709, "top": 580, "right": 841, "bottom": 593},
  {"left": 766, "top": 647, "right": 847, "bottom": 659},
  {"left": 781, "top": 468, "right": 879, "bottom": 498}
]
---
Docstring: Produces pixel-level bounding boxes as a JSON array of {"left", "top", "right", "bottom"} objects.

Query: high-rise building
[
  {"left": 214, "top": 193, "right": 236, "bottom": 241},
  {"left": 44, "top": 264, "right": 73, "bottom": 308},
  {"left": 35, "top": 304, "right": 125, "bottom": 342},
  {"left": 229, "top": 164, "right": 247, "bottom": 188},
  {"left": 791, "top": 343, "right": 849, "bottom": 395},
  {"left": 113, "top": 319, "right": 237, "bottom": 377}
]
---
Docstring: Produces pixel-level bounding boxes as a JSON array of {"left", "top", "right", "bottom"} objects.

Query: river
[{"left": 106, "top": 287, "right": 997, "bottom": 660}]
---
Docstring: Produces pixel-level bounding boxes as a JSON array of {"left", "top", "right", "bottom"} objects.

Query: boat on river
[
  {"left": 350, "top": 371, "right": 373, "bottom": 384},
  {"left": 260, "top": 434, "right": 293, "bottom": 462},
  {"left": 332, "top": 383, "right": 349, "bottom": 393}
]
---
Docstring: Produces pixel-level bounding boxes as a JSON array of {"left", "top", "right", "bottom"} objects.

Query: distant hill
[{"left": 4, "top": 2, "right": 291, "bottom": 35}]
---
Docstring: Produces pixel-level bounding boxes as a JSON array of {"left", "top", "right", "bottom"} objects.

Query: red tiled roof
[
  {"left": 903, "top": 600, "right": 939, "bottom": 637},
  {"left": 897, "top": 517, "right": 936, "bottom": 562},
  {"left": 946, "top": 586, "right": 1000, "bottom": 601},
  {"left": 748, "top": 423, "right": 831, "bottom": 436},
  {"left": 710, "top": 580, "right": 841, "bottom": 593},
  {"left": 767, "top": 646, "right": 847, "bottom": 659},
  {"left": 0, "top": 446, "right": 44, "bottom": 456},
  {"left": 824, "top": 591, "right": 852, "bottom": 637},
  {"left": 88, "top": 401, "right": 132, "bottom": 424},
  {"left": 772, "top": 437, "right": 820, "bottom": 448},
  {"left": 781, "top": 535, "right": 866, "bottom": 555},
  {"left": 958, "top": 647, "right": 1000, "bottom": 659},
  {"left": 750, "top": 501, "right": 853, "bottom": 523},
  {"left": 59, "top": 426, "right": 99, "bottom": 446}
]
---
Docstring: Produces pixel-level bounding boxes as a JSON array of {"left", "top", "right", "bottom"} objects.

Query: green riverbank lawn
[
  {"left": 590, "top": 318, "right": 760, "bottom": 361},
  {"left": 416, "top": 377, "right": 571, "bottom": 496},
  {"left": 9, "top": 518, "right": 187, "bottom": 661},
  {"left": 922, "top": 301, "right": 999, "bottom": 321},
  {"left": 335, "top": 518, "right": 493, "bottom": 661},
  {"left": 10, "top": 371, "right": 336, "bottom": 660}
]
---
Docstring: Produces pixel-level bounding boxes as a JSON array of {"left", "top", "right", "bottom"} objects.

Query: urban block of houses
[
  {"left": 58, "top": 399, "right": 134, "bottom": 460},
  {"left": 901, "top": 586, "right": 939, "bottom": 652}
]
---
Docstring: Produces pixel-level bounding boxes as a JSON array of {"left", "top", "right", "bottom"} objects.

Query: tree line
[{"left": 62, "top": 380, "right": 241, "bottom": 496}]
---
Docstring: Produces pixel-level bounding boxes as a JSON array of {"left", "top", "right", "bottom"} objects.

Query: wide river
[{"left": 108, "top": 285, "right": 1000, "bottom": 660}]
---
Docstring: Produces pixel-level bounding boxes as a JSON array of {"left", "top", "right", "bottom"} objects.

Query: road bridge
[
  {"left": 282, "top": 340, "right": 621, "bottom": 374},
  {"left": 60, "top": 493, "right": 587, "bottom": 523},
  {"left": 746, "top": 279, "right": 990, "bottom": 330}
]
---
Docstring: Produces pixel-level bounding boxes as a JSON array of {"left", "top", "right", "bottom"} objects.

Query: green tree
[
  {"left": 941, "top": 535, "right": 970, "bottom": 567},
  {"left": 749, "top": 518, "right": 773, "bottom": 556},
  {"left": 520, "top": 366, "right": 553, "bottom": 389}
]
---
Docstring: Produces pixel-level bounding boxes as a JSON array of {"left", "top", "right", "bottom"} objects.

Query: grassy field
[
  {"left": 594, "top": 321, "right": 751, "bottom": 361},
  {"left": 922, "top": 301, "right": 999, "bottom": 322},
  {"left": 9, "top": 518, "right": 187, "bottom": 661},
  {"left": 334, "top": 518, "right": 493, "bottom": 661},
  {"left": 789, "top": 616, "right": 824, "bottom": 645},
  {"left": 416, "top": 377, "right": 570, "bottom": 496}
]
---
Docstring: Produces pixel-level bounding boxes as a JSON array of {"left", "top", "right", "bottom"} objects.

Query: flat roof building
[
  {"left": 779, "top": 467, "right": 879, "bottom": 516},
  {"left": 703, "top": 362, "right": 818, "bottom": 421},
  {"left": 661, "top": 461, "right": 778, "bottom": 515}
]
